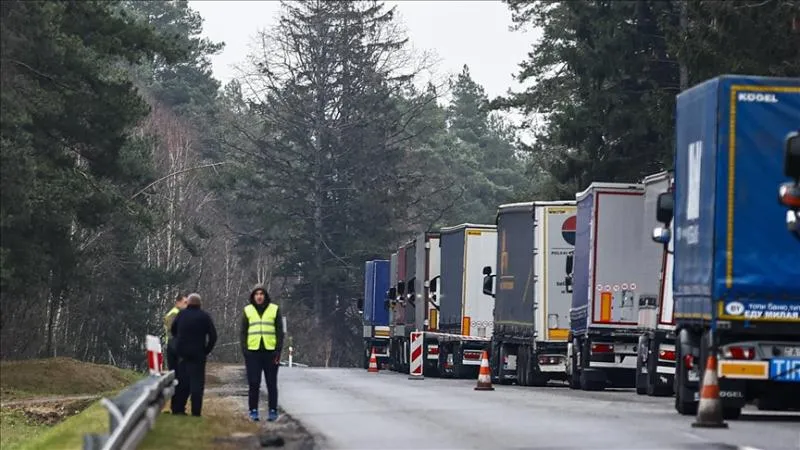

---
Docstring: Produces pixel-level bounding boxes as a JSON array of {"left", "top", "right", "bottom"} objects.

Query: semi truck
[
  {"left": 432, "top": 223, "right": 496, "bottom": 378},
  {"left": 635, "top": 172, "right": 676, "bottom": 396},
  {"left": 481, "top": 202, "right": 577, "bottom": 386},
  {"left": 387, "top": 248, "right": 409, "bottom": 373},
  {"left": 654, "top": 75, "right": 800, "bottom": 418},
  {"left": 566, "top": 182, "right": 662, "bottom": 391},
  {"left": 360, "top": 260, "right": 391, "bottom": 369},
  {"left": 385, "top": 233, "right": 443, "bottom": 375}
]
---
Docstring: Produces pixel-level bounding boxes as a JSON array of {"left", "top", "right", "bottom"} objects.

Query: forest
[{"left": 1, "top": 0, "right": 798, "bottom": 368}]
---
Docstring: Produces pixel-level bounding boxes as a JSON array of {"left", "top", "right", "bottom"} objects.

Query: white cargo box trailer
[
  {"left": 567, "top": 182, "right": 661, "bottom": 391},
  {"left": 433, "top": 223, "right": 496, "bottom": 378},
  {"left": 635, "top": 171, "right": 677, "bottom": 397},
  {"left": 532, "top": 202, "right": 577, "bottom": 381}
]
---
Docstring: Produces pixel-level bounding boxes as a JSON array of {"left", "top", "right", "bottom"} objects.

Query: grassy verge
[
  {"left": 1, "top": 357, "right": 141, "bottom": 401},
  {"left": 0, "top": 357, "right": 144, "bottom": 450},
  {"left": 140, "top": 396, "right": 260, "bottom": 450}
]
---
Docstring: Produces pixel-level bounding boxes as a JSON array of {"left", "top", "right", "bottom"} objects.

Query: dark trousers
[
  {"left": 245, "top": 350, "right": 279, "bottom": 411},
  {"left": 166, "top": 347, "right": 178, "bottom": 372},
  {"left": 172, "top": 358, "right": 206, "bottom": 416}
]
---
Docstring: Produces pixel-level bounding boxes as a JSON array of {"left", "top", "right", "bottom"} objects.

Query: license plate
[
  {"left": 769, "top": 358, "right": 800, "bottom": 382},
  {"left": 780, "top": 346, "right": 800, "bottom": 357}
]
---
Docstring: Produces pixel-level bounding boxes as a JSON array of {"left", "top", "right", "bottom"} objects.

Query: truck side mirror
[
  {"left": 784, "top": 131, "right": 800, "bottom": 180},
  {"left": 357, "top": 298, "right": 364, "bottom": 312},
  {"left": 482, "top": 266, "right": 492, "bottom": 276},
  {"left": 428, "top": 276, "right": 439, "bottom": 294},
  {"left": 396, "top": 281, "right": 405, "bottom": 296},
  {"left": 565, "top": 254, "right": 573, "bottom": 275},
  {"left": 656, "top": 192, "right": 674, "bottom": 224},
  {"left": 482, "top": 274, "right": 495, "bottom": 297}
]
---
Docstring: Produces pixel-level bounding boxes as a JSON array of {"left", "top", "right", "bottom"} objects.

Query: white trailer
[
  {"left": 636, "top": 172, "right": 677, "bottom": 396},
  {"left": 532, "top": 202, "right": 577, "bottom": 381},
  {"left": 431, "top": 223, "right": 496, "bottom": 378},
  {"left": 566, "top": 182, "right": 661, "bottom": 391}
]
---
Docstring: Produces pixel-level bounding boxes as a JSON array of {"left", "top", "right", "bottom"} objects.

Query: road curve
[{"left": 277, "top": 367, "right": 800, "bottom": 450}]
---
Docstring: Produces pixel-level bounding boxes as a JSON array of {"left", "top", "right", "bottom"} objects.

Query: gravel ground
[{"left": 207, "top": 364, "right": 318, "bottom": 450}]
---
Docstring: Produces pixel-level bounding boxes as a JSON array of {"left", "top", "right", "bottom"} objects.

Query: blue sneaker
[
  {"left": 267, "top": 409, "right": 278, "bottom": 422},
  {"left": 249, "top": 409, "right": 259, "bottom": 421}
]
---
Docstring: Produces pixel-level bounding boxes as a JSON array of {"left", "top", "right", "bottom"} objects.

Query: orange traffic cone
[
  {"left": 691, "top": 354, "right": 728, "bottom": 428},
  {"left": 474, "top": 351, "right": 494, "bottom": 391},
  {"left": 368, "top": 347, "right": 379, "bottom": 373}
]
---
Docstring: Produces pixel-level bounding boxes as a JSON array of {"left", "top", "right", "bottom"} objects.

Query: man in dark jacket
[
  {"left": 171, "top": 292, "right": 217, "bottom": 417},
  {"left": 241, "top": 284, "right": 284, "bottom": 422}
]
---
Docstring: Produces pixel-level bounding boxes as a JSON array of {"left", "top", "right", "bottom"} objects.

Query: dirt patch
[
  {"left": 206, "top": 364, "right": 319, "bottom": 450},
  {"left": 5, "top": 397, "right": 95, "bottom": 427}
]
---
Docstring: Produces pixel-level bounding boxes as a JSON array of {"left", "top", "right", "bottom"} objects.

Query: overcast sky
[{"left": 189, "top": 1, "right": 540, "bottom": 101}]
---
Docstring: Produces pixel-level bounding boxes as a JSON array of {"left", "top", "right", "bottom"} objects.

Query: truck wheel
[
  {"left": 363, "top": 348, "right": 369, "bottom": 370},
  {"left": 580, "top": 369, "right": 604, "bottom": 391}
]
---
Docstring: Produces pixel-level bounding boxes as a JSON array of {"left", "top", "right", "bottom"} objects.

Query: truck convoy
[
  {"left": 481, "top": 202, "right": 576, "bottom": 386},
  {"left": 635, "top": 172, "right": 676, "bottom": 397},
  {"left": 361, "top": 73, "right": 799, "bottom": 418},
  {"left": 382, "top": 226, "right": 496, "bottom": 378},
  {"left": 361, "top": 260, "right": 391, "bottom": 369},
  {"left": 386, "top": 232, "right": 441, "bottom": 374},
  {"left": 652, "top": 75, "right": 800, "bottom": 417}
]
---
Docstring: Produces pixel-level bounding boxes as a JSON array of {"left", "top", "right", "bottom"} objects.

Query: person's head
[
  {"left": 250, "top": 284, "right": 270, "bottom": 305},
  {"left": 175, "top": 294, "right": 188, "bottom": 310},
  {"left": 187, "top": 293, "right": 202, "bottom": 308}
]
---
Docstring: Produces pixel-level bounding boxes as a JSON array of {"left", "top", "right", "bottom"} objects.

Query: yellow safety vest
[
  {"left": 164, "top": 307, "right": 180, "bottom": 343},
  {"left": 244, "top": 303, "right": 279, "bottom": 350}
]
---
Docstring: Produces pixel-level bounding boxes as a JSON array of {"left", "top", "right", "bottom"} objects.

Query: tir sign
[{"left": 687, "top": 141, "right": 702, "bottom": 221}]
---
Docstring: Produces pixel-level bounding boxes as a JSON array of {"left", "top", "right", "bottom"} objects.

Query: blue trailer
[
  {"left": 656, "top": 75, "right": 800, "bottom": 417},
  {"left": 361, "top": 260, "right": 391, "bottom": 369}
]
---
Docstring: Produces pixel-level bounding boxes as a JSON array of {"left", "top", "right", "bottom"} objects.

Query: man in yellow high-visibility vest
[
  {"left": 241, "top": 284, "right": 284, "bottom": 422},
  {"left": 164, "top": 293, "right": 188, "bottom": 371}
]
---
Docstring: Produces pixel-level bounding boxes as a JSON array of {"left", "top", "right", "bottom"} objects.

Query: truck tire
[
  {"left": 580, "top": 370, "right": 604, "bottom": 391},
  {"left": 363, "top": 347, "right": 369, "bottom": 370}
]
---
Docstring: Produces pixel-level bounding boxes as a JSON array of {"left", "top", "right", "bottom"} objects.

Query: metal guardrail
[{"left": 83, "top": 371, "right": 176, "bottom": 450}]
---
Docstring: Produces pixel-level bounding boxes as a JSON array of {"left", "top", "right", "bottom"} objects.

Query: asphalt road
[{"left": 278, "top": 367, "right": 800, "bottom": 450}]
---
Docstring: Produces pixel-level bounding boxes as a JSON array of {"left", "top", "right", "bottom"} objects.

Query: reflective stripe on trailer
[{"left": 427, "top": 344, "right": 439, "bottom": 360}]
